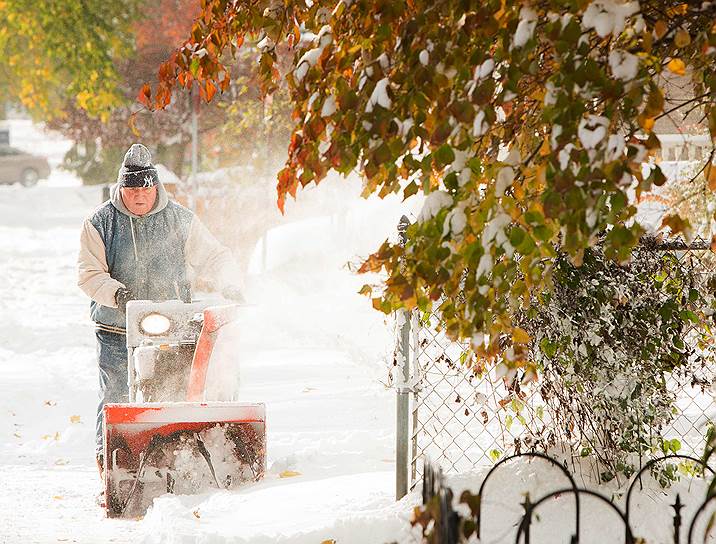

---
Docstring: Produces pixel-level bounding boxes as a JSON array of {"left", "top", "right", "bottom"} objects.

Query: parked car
[{"left": 0, "top": 146, "right": 51, "bottom": 186}]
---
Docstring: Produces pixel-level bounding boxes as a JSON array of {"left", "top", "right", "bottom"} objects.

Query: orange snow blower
[{"left": 103, "top": 300, "right": 266, "bottom": 518}]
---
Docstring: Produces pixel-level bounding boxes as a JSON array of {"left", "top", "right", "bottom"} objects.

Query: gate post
[
  {"left": 396, "top": 308, "right": 411, "bottom": 500},
  {"left": 396, "top": 215, "right": 412, "bottom": 500}
]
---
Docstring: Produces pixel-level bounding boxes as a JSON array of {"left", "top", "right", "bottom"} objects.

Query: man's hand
[
  {"left": 115, "top": 287, "right": 134, "bottom": 313},
  {"left": 222, "top": 286, "right": 246, "bottom": 304}
]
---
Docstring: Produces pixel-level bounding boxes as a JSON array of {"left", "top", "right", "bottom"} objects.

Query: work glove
[
  {"left": 115, "top": 287, "right": 134, "bottom": 314},
  {"left": 222, "top": 286, "right": 246, "bottom": 304}
]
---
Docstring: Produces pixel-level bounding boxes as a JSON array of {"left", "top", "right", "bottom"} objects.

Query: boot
[
  {"left": 96, "top": 454, "right": 106, "bottom": 508},
  {"left": 96, "top": 453, "right": 104, "bottom": 480}
]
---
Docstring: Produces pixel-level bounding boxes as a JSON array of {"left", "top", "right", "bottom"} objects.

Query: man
[{"left": 77, "top": 143, "right": 243, "bottom": 475}]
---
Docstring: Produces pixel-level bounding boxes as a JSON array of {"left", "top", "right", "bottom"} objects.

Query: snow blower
[{"left": 103, "top": 300, "right": 266, "bottom": 518}]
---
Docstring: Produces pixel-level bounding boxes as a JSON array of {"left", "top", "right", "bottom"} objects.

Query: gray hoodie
[{"left": 78, "top": 182, "right": 240, "bottom": 331}]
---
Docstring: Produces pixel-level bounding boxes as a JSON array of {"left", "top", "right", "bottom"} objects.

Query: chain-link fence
[{"left": 395, "top": 237, "right": 716, "bottom": 498}]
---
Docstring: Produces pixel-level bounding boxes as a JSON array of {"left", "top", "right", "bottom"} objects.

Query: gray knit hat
[{"left": 117, "top": 143, "right": 159, "bottom": 187}]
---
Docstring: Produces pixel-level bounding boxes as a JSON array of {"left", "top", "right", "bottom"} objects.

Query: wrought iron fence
[
  {"left": 418, "top": 453, "right": 716, "bottom": 544},
  {"left": 394, "top": 235, "right": 716, "bottom": 499}
]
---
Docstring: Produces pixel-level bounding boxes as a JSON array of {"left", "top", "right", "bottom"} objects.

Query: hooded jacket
[{"left": 77, "top": 182, "right": 239, "bottom": 332}]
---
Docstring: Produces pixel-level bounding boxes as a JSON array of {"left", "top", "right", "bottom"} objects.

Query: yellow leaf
[
  {"left": 69, "top": 415, "right": 81, "bottom": 424},
  {"left": 530, "top": 88, "right": 545, "bottom": 102},
  {"left": 674, "top": 29, "right": 691, "bottom": 48},
  {"left": 667, "top": 58, "right": 686, "bottom": 76},
  {"left": 667, "top": 3, "right": 688, "bottom": 16},
  {"left": 13, "top": 432, "right": 21, "bottom": 438},
  {"left": 512, "top": 327, "right": 531, "bottom": 344},
  {"left": 321, "top": 540, "right": 337, "bottom": 544},
  {"left": 639, "top": 115, "right": 655, "bottom": 132},
  {"left": 54, "top": 431, "right": 60, "bottom": 441},
  {"left": 539, "top": 134, "right": 550, "bottom": 157},
  {"left": 654, "top": 20, "right": 668, "bottom": 39},
  {"left": 279, "top": 470, "right": 302, "bottom": 478},
  {"left": 53, "top": 496, "right": 63, "bottom": 500},
  {"left": 642, "top": 31, "right": 653, "bottom": 53}
]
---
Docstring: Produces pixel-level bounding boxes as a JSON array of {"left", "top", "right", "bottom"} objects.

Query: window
[{"left": 0, "top": 147, "right": 21, "bottom": 157}]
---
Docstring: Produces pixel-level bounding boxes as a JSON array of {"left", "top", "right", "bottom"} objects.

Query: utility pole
[{"left": 189, "top": 85, "right": 200, "bottom": 211}]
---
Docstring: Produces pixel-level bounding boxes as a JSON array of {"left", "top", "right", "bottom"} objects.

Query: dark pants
[{"left": 95, "top": 330, "right": 128, "bottom": 457}]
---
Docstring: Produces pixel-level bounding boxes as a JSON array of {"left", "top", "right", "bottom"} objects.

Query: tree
[
  {"left": 0, "top": 0, "right": 138, "bottom": 119},
  {"left": 43, "top": 0, "right": 206, "bottom": 183},
  {"left": 145, "top": 0, "right": 716, "bottom": 371},
  {"left": 43, "top": 0, "right": 293, "bottom": 185}
]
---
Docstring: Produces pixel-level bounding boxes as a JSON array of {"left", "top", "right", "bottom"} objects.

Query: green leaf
[
  {"left": 433, "top": 144, "right": 455, "bottom": 167},
  {"left": 509, "top": 226, "right": 526, "bottom": 247},
  {"left": 540, "top": 337, "right": 558, "bottom": 358}
]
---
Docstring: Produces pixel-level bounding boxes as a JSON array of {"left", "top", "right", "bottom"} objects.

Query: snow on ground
[
  {"left": 1, "top": 127, "right": 716, "bottom": 543},
  {"left": 0, "top": 169, "right": 424, "bottom": 543}
]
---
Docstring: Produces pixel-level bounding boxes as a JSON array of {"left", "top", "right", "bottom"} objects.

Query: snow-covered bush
[{"left": 518, "top": 237, "right": 716, "bottom": 483}]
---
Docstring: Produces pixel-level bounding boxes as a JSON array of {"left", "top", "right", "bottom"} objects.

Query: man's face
[{"left": 120, "top": 186, "right": 157, "bottom": 216}]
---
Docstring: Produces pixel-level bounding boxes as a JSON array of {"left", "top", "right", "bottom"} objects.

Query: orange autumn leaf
[
  {"left": 706, "top": 163, "right": 716, "bottom": 191},
  {"left": 667, "top": 58, "right": 686, "bottom": 76}
]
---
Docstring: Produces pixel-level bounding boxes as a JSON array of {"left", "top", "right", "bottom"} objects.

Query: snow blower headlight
[{"left": 140, "top": 312, "right": 172, "bottom": 336}]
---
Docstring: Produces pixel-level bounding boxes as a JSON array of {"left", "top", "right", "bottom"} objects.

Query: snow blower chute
[{"left": 103, "top": 300, "right": 266, "bottom": 518}]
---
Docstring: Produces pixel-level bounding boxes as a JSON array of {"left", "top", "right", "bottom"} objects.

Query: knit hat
[{"left": 117, "top": 143, "right": 159, "bottom": 187}]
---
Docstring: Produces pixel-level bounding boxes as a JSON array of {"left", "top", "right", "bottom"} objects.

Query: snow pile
[
  {"left": 582, "top": 0, "right": 639, "bottom": 38},
  {"left": 418, "top": 190, "right": 452, "bottom": 222},
  {"left": 472, "top": 109, "right": 488, "bottom": 137},
  {"left": 294, "top": 25, "right": 333, "bottom": 83},
  {"left": 443, "top": 206, "right": 467, "bottom": 237},
  {"left": 578, "top": 115, "right": 609, "bottom": 149},
  {"left": 366, "top": 78, "right": 392, "bottom": 113},
  {"left": 512, "top": 7, "right": 537, "bottom": 49},
  {"left": 608, "top": 49, "right": 639, "bottom": 81}
]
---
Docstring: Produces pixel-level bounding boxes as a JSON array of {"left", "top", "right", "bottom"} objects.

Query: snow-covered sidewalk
[{"left": 0, "top": 182, "right": 419, "bottom": 543}]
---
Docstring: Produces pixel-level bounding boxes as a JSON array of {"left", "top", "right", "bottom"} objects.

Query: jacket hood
[{"left": 110, "top": 181, "right": 169, "bottom": 219}]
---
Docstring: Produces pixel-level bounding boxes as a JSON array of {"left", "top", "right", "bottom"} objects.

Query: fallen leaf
[
  {"left": 53, "top": 495, "right": 63, "bottom": 500},
  {"left": 41, "top": 434, "right": 51, "bottom": 440},
  {"left": 321, "top": 540, "right": 337, "bottom": 544},
  {"left": 44, "top": 400, "right": 57, "bottom": 407},
  {"left": 13, "top": 432, "right": 21, "bottom": 438},
  {"left": 69, "top": 415, "right": 81, "bottom": 424},
  {"left": 54, "top": 431, "right": 61, "bottom": 441},
  {"left": 279, "top": 470, "right": 302, "bottom": 478},
  {"left": 192, "top": 509, "right": 201, "bottom": 519},
  {"left": 54, "top": 459, "right": 69, "bottom": 466}
]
